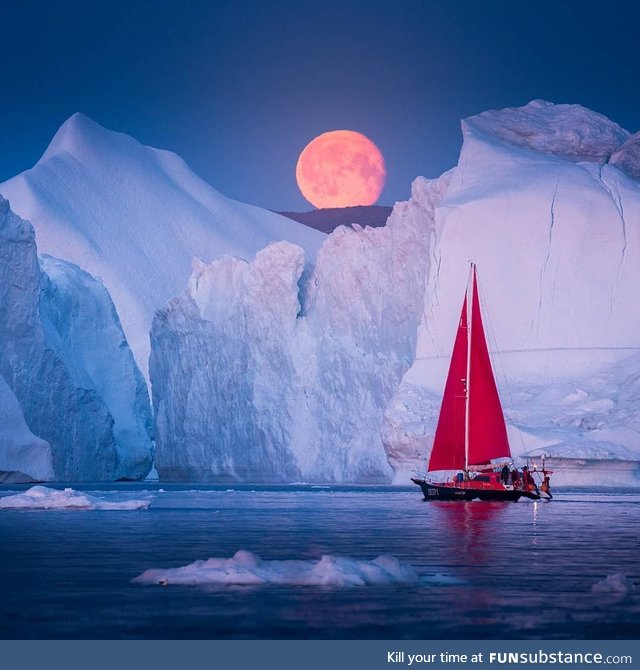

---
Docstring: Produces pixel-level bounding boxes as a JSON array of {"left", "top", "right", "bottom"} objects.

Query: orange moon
[{"left": 295, "top": 130, "right": 386, "bottom": 209}]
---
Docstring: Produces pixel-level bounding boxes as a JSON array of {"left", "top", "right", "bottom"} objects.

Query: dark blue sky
[{"left": 2, "top": 0, "right": 639, "bottom": 210}]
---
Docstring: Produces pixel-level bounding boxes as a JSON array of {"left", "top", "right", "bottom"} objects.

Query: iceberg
[
  {"left": 3, "top": 101, "right": 640, "bottom": 485},
  {"left": 151, "top": 243, "right": 305, "bottom": 481},
  {"left": 0, "top": 198, "right": 153, "bottom": 480},
  {"left": 385, "top": 101, "right": 640, "bottom": 483},
  {"left": 39, "top": 255, "right": 153, "bottom": 479},
  {"left": 0, "top": 113, "right": 325, "bottom": 379},
  {"left": 151, "top": 174, "right": 447, "bottom": 482},
  {"left": 0, "top": 374, "right": 53, "bottom": 483},
  {"left": 153, "top": 101, "right": 640, "bottom": 484}
]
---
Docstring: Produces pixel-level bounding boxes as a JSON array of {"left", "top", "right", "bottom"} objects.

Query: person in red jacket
[{"left": 522, "top": 466, "right": 539, "bottom": 495}]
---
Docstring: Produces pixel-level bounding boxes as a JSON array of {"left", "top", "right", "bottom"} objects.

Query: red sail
[
  {"left": 428, "top": 267, "right": 511, "bottom": 472},
  {"left": 467, "top": 271, "right": 511, "bottom": 465},
  {"left": 428, "top": 296, "right": 468, "bottom": 472}
]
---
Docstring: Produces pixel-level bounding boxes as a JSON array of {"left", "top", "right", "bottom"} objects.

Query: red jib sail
[{"left": 428, "top": 266, "right": 511, "bottom": 472}]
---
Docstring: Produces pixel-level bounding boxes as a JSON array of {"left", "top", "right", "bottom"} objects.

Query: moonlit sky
[{"left": 2, "top": 0, "right": 640, "bottom": 210}]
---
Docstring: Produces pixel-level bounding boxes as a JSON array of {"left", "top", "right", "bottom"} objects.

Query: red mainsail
[{"left": 428, "top": 266, "right": 511, "bottom": 472}]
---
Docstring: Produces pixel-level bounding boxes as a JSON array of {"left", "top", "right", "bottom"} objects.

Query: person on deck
[
  {"left": 522, "top": 466, "right": 539, "bottom": 495},
  {"left": 540, "top": 475, "right": 551, "bottom": 496},
  {"left": 511, "top": 469, "right": 521, "bottom": 488},
  {"left": 501, "top": 464, "right": 510, "bottom": 484}
]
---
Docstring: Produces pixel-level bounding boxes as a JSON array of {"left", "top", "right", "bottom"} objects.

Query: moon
[{"left": 295, "top": 130, "right": 386, "bottom": 209}]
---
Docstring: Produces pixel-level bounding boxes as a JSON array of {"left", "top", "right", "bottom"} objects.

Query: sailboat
[{"left": 411, "top": 264, "right": 552, "bottom": 502}]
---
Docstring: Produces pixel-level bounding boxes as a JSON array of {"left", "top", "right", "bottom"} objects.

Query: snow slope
[
  {"left": 0, "top": 197, "right": 153, "bottom": 480},
  {"left": 384, "top": 101, "right": 640, "bottom": 483},
  {"left": 0, "top": 113, "right": 325, "bottom": 378}
]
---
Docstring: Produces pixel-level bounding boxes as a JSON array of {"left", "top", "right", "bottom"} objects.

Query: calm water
[{"left": 0, "top": 485, "right": 639, "bottom": 639}]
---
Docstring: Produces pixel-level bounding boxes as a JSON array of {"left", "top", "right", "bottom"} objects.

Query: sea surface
[{"left": 0, "top": 484, "right": 639, "bottom": 639}]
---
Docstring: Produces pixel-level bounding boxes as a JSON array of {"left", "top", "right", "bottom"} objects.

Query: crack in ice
[{"left": 537, "top": 175, "right": 561, "bottom": 336}]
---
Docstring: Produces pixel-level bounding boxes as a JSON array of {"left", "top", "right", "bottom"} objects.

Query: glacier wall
[
  {"left": 151, "top": 175, "right": 448, "bottom": 482},
  {"left": 151, "top": 244, "right": 304, "bottom": 481},
  {"left": 0, "top": 374, "right": 53, "bottom": 483},
  {"left": 0, "top": 197, "right": 153, "bottom": 480},
  {"left": 39, "top": 255, "right": 154, "bottom": 479},
  {"left": 2, "top": 101, "right": 639, "bottom": 484}
]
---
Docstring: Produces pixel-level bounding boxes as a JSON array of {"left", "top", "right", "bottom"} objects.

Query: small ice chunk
[
  {"left": 132, "top": 550, "right": 426, "bottom": 588},
  {"left": 591, "top": 573, "right": 638, "bottom": 595},
  {"left": 0, "top": 485, "right": 150, "bottom": 510}
]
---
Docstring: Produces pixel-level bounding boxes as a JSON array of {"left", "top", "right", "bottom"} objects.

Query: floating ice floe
[
  {"left": 0, "top": 485, "right": 150, "bottom": 510},
  {"left": 132, "top": 550, "right": 460, "bottom": 588},
  {"left": 591, "top": 573, "right": 638, "bottom": 596}
]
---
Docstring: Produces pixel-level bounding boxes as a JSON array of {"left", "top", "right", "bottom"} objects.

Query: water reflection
[
  {"left": 1, "top": 488, "right": 639, "bottom": 639},
  {"left": 432, "top": 501, "right": 506, "bottom": 566}
]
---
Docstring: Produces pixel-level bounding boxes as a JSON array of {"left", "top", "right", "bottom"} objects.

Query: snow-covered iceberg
[
  {"left": 0, "top": 197, "right": 153, "bottom": 480},
  {"left": 0, "top": 486, "right": 150, "bottom": 510},
  {"left": 0, "top": 113, "right": 325, "bottom": 379},
  {"left": 385, "top": 101, "right": 640, "bottom": 483},
  {"left": 132, "top": 550, "right": 421, "bottom": 587}
]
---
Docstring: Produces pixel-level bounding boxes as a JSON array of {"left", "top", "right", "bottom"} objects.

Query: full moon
[{"left": 295, "top": 130, "right": 386, "bottom": 209}]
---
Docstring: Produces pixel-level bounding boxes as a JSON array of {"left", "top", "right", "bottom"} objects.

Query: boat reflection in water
[{"left": 432, "top": 500, "right": 507, "bottom": 565}]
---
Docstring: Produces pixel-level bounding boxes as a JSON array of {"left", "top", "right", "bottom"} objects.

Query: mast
[{"left": 464, "top": 263, "right": 474, "bottom": 472}]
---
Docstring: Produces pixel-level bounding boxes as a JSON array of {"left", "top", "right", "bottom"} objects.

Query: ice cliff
[
  {"left": 151, "top": 243, "right": 305, "bottom": 481},
  {"left": 0, "top": 375, "right": 53, "bottom": 483},
  {"left": 151, "top": 175, "right": 447, "bottom": 481},
  {"left": 0, "top": 198, "right": 153, "bottom": 480}
]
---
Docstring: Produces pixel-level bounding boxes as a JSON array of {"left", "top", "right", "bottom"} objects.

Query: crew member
[
  {"left": 522, "top": 466, "right": 539, "bottom": 495},
  {"left": 540, "top": 475, "right": 551, "bottom": 497},
  {"left": 501, "top": 463, "right": 510, "bottom": 484}
]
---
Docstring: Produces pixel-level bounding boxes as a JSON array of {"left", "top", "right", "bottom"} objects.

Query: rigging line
[{"left": 476, "top": 277, "right": 528, "bottom": 456}]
